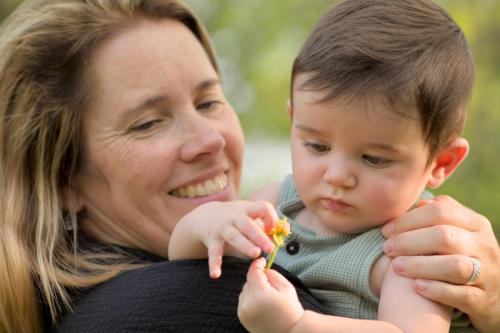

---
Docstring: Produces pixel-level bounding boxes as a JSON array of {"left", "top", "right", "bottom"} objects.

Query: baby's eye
[
  {"left": 304, "top": 141, "right": 330, "bottom": 153},
  {"left": 362, "top": 154, "right": 390, "bottom": 167}
]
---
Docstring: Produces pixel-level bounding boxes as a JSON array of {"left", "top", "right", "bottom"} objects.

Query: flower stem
[{"left": 265, "top": 247, "right": 278, "bottom": 272}]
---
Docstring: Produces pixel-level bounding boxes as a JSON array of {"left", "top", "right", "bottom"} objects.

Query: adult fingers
[
  {"left": 390, "top": 255, "right": 481, "bottom": 285},
  {"left": 414, "top": 279, "right": 492, "bottom": 331},
  {"left": 382, "top": 195, "right": 484, "bottom": 238},
  {"left": 383, "top": 224, "right": 475, "bottom": 257}
]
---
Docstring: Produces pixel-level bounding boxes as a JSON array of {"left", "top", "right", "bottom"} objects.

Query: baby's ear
[
  {"left": 287, "top": 99, "right": 293, "bottom": 120},
  {"left": 427, "top": 137, "right": 469, "bottom": 189}
]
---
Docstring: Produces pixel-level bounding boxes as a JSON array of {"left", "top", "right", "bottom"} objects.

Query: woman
[{"left": 0, "top": 0, "right": 498, "bottom": 332}]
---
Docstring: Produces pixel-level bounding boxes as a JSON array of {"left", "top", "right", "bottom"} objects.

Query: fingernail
[
  {"left": 415, "top": 199, "right": 430, "bottom": 208},
  {"left": 382, "top": 222, "right": 394, "bottom": 237},
  {"left": 383, "top": 239, "right": 394, "bottom": 255},
  {"left": 210, "top": 268, "right": 221, "bottom": 279},
  {"left": 393, "top": 258, "right": 406, "bottom": 272},
  {"left": 415, "top": 279, "right": 429, "bottom": 291},
  {"left": 257, "top": 257, "right": 267, "bottom": 268}
]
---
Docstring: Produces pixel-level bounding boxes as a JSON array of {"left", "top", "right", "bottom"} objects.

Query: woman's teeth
[{"left": 171, "top": 174, "right": 227, "bottom": 198}]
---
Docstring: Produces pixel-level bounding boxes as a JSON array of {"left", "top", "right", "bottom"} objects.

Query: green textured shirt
[{"left": 274, "top": 175, "right": 475, "bottom": 332}]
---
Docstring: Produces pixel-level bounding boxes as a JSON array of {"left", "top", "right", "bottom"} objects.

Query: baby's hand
[
  {"left": 193, "top": 200, "right": 278, "bottom": 278},
  {"left": 238, "top": 258, "right": 305, "bottom": 333}
]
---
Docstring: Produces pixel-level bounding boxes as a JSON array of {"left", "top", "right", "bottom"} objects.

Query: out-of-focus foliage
[
  {"left": 186, "top": 0, "right": 500, "bottom": 240},
  {"left": 1, "top": 1, "right": 499, "bottom": 239}
]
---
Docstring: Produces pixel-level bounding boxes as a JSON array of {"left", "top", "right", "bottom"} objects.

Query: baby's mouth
[{"left": 170, "top": 173, "right": 227, "bottom": 198}]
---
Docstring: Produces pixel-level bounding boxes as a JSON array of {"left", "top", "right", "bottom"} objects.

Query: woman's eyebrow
[
  {"left": 124, "top": 95, "right": 168, "bottom": 118},
  {"left": 193, "top": 78, "right": 221, "bottom": 95},
  {"left": 122, "top": 78, "right": 221, "bottom": 120}
]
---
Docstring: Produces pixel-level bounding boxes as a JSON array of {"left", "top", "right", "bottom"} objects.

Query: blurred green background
[{"left": 2, "top": 1, "right": 498, "bottom": 239}]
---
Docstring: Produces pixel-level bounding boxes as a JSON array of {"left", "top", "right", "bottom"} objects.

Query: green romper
[{"left": 274, "top": 175, "right": 475, "bottom": 332}]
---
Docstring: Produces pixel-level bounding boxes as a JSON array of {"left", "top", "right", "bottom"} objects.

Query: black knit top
[{"left": 50, "top": 248, "right": 325, "bottom": 332}]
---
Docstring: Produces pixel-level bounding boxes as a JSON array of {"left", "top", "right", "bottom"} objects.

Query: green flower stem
[{"left": 265, "top": 246, "right": 278, "bottom": 272}]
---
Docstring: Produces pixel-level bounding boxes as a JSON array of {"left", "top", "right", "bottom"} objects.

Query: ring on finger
[{"left": 465, "top": 258, "right": 480, "bottom": 286}]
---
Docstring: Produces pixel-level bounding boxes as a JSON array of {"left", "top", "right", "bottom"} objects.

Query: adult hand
[
  {"left": 382, "top": 195, "right": 500, "bottom": 333},
  {"left": 238, "top": 258, "right": 304, "bottom": 333}
]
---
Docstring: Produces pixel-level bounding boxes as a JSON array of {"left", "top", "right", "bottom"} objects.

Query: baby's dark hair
[{"left": 291, "top": 0, "right": 475, "bottom": 159}]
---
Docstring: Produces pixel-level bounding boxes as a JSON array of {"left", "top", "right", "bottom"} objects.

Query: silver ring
[{"left": 465, "top": 258, "right": 480, "bottom": 286}]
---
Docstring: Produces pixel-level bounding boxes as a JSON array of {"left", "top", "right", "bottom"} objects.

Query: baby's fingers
[
  {"left": 266, "top": 269, "right": 294, "bottom": 293},
  {"left": 246, "top": 257, "right": 269, "bottom": 288},
  {"left": 235, "top": 216, "right": 274, "bottom": 254},
  {"left": 223, "top": 225, "right": 262, "bottom": 258},
  {"left": 247, "top": 201, "right": 280, "bottom": 234},
  {"left": 208, "top": 242, "right": 224, "bottom": 279}
]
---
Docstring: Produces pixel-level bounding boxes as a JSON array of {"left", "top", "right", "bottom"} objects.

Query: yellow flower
[{"left": 265, "top": 217, "right": 291, "bottom": 272}]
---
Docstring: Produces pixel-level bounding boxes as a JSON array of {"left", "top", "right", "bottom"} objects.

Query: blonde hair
[{"left": 0, "top": 1, "right": 218, "bottom": 331}]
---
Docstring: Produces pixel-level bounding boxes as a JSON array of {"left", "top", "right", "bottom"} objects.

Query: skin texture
[
  {"left": 289, "top": 77, "right": 442, "bottom": 236},
  {"left": 169, "top": 200, "right": 279, "bottom": 278},
  {"left": 383, "top": 196, "right": 500, "bottom": 333},
  {"left": 67, "top": 19, "right": 244, "bottom": 257}
]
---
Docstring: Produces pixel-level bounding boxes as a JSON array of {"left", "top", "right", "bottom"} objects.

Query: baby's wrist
[{"left": 287, "top": 308, "right": 307, "bottom": 333}]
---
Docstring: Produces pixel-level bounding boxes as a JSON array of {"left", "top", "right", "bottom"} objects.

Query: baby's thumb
[
  {"left": 266, "top": 269, "right": 293, "bottom": 292},
  {"left": 246, "top": 257, "right": 268, "bottom": 286}
]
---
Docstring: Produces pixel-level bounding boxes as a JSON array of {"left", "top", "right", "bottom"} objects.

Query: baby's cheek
[{"left": 365, "top": 183, "right": 408, "bottom": 221}]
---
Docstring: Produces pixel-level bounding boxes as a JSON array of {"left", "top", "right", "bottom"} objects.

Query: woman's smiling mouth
[{"left": 170, "top": 173, "right": 227, "bottom": 198}]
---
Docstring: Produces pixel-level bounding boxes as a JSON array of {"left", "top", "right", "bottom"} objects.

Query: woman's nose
[
  {"left": 323, "top": 155, "right": 357, "bottom": 189},
  {"left": 179, "top": 117, "right": 225, "bottom": 162}
]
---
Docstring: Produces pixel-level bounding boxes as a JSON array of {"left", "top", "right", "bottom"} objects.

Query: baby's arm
[
  {"left": 378, "top": 256, "right": 452, "bottom": 332},
  {"left": 239, "top": 256, "right": 451, "bottom": 333},
  {"left": 168, "top": 200, "right": 277, "bottom": 278},
  {"left": 239, "top": 258, "right": 408, "bottom": 333}
]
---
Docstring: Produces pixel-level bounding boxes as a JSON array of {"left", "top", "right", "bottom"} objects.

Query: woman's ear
[
  {"left": 61, "top": 183, "right": 84, "bottom": 213},
  {"left": 427, "top": 137, "right": 469, "bottom": 189},
  {"left": 287, "top": 99, "right": 293, "bottom": 120}
]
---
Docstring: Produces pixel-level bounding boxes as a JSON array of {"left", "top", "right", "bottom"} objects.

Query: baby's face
[{"left": 289, "top": 75, "right": 434, "bottom": 235}]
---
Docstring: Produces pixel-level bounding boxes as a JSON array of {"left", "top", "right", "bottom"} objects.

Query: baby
[{"left": 169, "top": 0, "right": 475, "bottom": 332}]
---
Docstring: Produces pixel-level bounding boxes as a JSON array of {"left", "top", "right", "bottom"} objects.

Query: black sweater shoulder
[{"left": 54, "top": 257, "right": 324, "bottom": 332}]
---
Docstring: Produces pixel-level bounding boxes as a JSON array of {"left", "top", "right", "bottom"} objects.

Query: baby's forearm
[
  {"left": 167, "top": 213, "right": 207, "bottom": 260},
  {"left": 290, "top": 311, "right": 404, "bottom": 333}
]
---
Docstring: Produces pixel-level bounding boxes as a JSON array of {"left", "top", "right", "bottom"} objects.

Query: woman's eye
[
  {"left": 130, "top": 119, "right": 162, "bottom": 132},
  {"left": 197, "top": 100, "right": 221, "bottom": 112},
  {"left": 362, "top": 154, "right": 390, "bottom": 167},
  {"left": 304, "top": 141, "right": 330, "bottom": 153}
]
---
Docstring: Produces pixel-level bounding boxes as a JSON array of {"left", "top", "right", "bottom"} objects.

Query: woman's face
[{"left": 71, "top": 19, "right": 244, "bottom": 257}]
